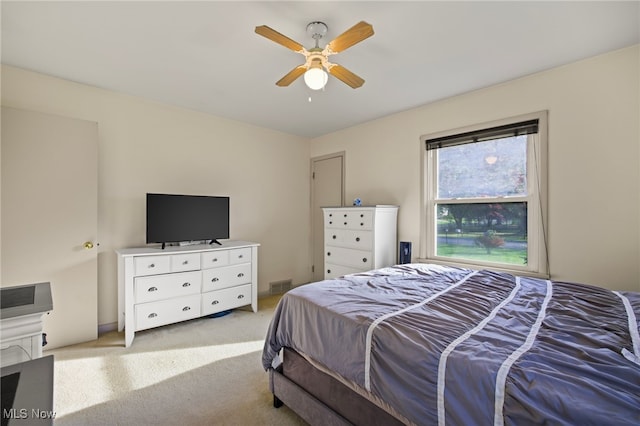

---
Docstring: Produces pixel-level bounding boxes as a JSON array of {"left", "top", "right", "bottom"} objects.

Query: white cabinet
[
  {"left": 117, "top": 241, "right": 259, "bottom": 347},
  {"left": 323, "top": 206, "right": 398, "bottom": 280},
  {"left": 0, "top": 282, "right": 53, "bottom": 367}
]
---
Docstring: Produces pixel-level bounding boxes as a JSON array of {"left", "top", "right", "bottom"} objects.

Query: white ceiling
[{"left": 2, "top": 1, "right": 638, "bottom": 138}]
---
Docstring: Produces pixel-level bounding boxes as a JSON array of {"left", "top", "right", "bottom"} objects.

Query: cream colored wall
[
  {"left": 1, "top": 44, "right": 638, "bottom": 334},
  {"left": 310, "top": 45, "right": 640, "bottom": 292},
  {"left": 1, "top": 65, "right": 311, "bottom": 326}
]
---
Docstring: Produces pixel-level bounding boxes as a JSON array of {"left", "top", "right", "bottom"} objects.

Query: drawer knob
[
  {"left": 182, "top": 306, "right": 191, "bottom": 311},
  {"left": 329, "top": 213, "right": 333, "bottom": 217},
  {"left": 360, "top": 222, "right": 364, "bottom": 226},
  {"left": 212, "top": 300, "right": 219, "bottom": 305},
  {"left": 332, "top": 235, "right": 337, "bottom": 239},
  {"left": 329, "top": 221, "right": 333, "bottom": 225},
  {"left": 183, "top": 260, "right": 189, "bottom": 265},
  {"left": 344, "top": 222, "right": 347, "bottom": 225},
  {"left": 238, "top": 254, "right": 244, "bottom": 259},
  {"left": 360, "top": 214, "right": 364, "bottom": 218},
  {"left": 355, "top": 237, "right": 360, "bottom": 242},
  {"left": 212, "top": 277, "right": 219, "bottom": 282},
  {"left": 237, "top": 273, "right": 244, "bottom": 278},
  {"left": 327, "top": 269, "right": 331, "bottom": 274},
  {"left": 344, "top": 214, "right": 347, "bottom": 217},
  {"left": 362, "top": 258, "right": 368, "bottom": 263},
  {"left": 182, "top": 282, "right": 191, "bottom": 287},
  {"left": 327, "top": 252, "right": 331, "bottom": 256},
  {"left": 237, "top": 294, "right": 244, "bottom": 299},
  {"left": 212, "top": 258, "right": 218, "bottom": 262},
  {"left": 148, "top": 263, "right": 155, "bottom": 268},
  {"left": 148, "top": 313, "right": 157, "bottom": 318},
  {"left": 148, "top": 286, "right": 158, "bottom": 292}
]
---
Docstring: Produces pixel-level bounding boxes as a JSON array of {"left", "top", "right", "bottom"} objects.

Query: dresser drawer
[
  {"left": 170, "top": 253, "right": 200, "bottom": 272},
  {"left": 201, "top": 250, "right": 230, "bottom": 269},
  {"left": 229, "top": 247, "right": 252, "bottom": 265},
  {"left": 134, "top": 255, "right": 171, "bottom": 276},
  {"left": 325, "top": 209, "right": 373, "bottom": 230},
  {"left": 325, "top": 246, "right": 372, "bottom": 270},
  {"left": 325, "top": 229, "right": 373, "bottom": 250},
  {"left": 324, "top": 263, "right": 363, "bottom": 280},
  {"left": 135, "top": 294, "right": 201, "bottom": 331},
  {"left": 202, "top": 263, "right": 252, "bottom": 292},
  {"left": 134, "top": 271, "right": 201, "bottom": 304},
  {"left": 201, "top": 284, "right": 251, "bottom": 316}
]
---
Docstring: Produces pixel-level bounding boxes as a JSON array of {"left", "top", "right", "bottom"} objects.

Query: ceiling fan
[{"left": 255, "top": 21, "right": 374, "bottom": 90}]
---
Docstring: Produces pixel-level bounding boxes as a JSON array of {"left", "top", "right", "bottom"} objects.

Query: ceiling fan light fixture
[
  {"left": 255, "top": 20, "right": 373, "bottom": 89},
  {"left": 304, "top": 67, "right": 328, "bottom": 90}
]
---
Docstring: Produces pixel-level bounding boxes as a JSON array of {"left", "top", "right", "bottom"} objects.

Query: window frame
[{"left": 419, "top": 111, "right": 549, "bottom": 277}]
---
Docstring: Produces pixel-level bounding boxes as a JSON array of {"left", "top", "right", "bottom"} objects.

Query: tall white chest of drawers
[
  {"left": 323, "top": 206, "right": 398, "bottom": 280},
  {"left": 117, "top": 240, "right": 259, "bottom": 347}
]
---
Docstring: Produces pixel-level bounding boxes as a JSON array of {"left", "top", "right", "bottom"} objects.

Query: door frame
[{"left": 310, "top": 151, "right": 345, "bottom": 282}]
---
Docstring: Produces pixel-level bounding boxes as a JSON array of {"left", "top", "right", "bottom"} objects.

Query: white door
[
  {"left": 1, "top": 107, "right": 98, "bottom": 349},
  {"left": 311, "top": 153, "right": 344, "bottom": 282}
]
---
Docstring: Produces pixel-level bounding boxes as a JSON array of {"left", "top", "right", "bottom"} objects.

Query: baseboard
[{"left": 98, "top": 322, "right": 118, "bottom": 336}]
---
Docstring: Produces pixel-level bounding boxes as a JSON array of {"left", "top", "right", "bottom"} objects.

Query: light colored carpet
[{"left": 45, "top": 295, "right": 307, "bottom": 426}]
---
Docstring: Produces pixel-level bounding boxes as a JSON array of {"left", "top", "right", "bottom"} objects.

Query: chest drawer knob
[
  {"left": 148, "top": 286, "right": 158, "bottom": 292},
  {"left": 237, "top": 273, "right": 245, "bottom": 278},
  {"left": 360, "top": 222, "right": 364, "bottom": 226},
  {"left": 182, "top": 282, "right": 191, "bottom": 287},
  {"left": 360, "top": 214, "right": 364, "bottom": 217},
  {"left": 327, "top": 252, "right": 331, "bottom": 256},
  {"left": 237, "top": 294, "right": 244, "bottom": 299},
  {"left": 362, "top": 258, "right": 368, "bottom": 263},
  {"left": 148, "top": 263, "right": 155, "bottom": 269},
  {"left": 212, "top": 277, "right": 219, "bottom": 282},
  {"left": 344, "top": 214, "right": 347, "bottom": 217},
  {"left": 355, "top": 237, "right": 360, "bottom": 242},
  {"left": 148, "top": 313, "right": 157, "bottom": 318},
  {"left": 332, "top": 235, "right": 337, "bottom": 239},
  {"left": 212, "top": 258, "right": 218, "bottom": 263},
  {"left": 182, "top": 306, "right": 191, "bottom": 312},
  {"left": 211, "top": 300, "right": 219, "bottom": 305},
  {"left": 327, "top": 269, "right": 331, "bottom": 274},
  {"left": 238, "top": 254, "right": 244, "bottom": 259},
  {"left": 182, "top": 260, "right": 189, "bottom": 265},
  {"left": 344, "top": 222, "right": 347, "bottom": 225}
]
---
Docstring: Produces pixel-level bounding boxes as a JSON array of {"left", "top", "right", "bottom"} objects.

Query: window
[{"left": 420, "top": 112, "right": 548, "bottom": 277}]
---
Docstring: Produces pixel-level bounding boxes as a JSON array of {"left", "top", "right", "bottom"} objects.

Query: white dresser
[
  {"left": 116, "top": 240, "right": 259, "bottom": 347},
  {"left": 323, "top": 206, "right": 398, "bottom": 279}
]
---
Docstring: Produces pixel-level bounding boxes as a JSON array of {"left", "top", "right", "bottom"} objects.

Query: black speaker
[{"left": 399, "top": 241, "right": 411, "bottom": 264}]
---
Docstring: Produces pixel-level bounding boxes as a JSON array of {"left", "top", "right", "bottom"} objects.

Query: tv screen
[{"left": 146, "top": 193, "right": 229, "bottom": 245}]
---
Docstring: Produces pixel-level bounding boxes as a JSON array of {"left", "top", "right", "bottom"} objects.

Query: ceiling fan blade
[
  {"left": 255, "top": 25, "right": 305, "bottom": 53},
  {"left": 326, "top": 21, "right": 374, "bottom": 54},
  {"left": 327, "top": 64, "right": 365, "bottom": 89},
  {"left": 276, "top": 65, "right": 307, "bottom": 87}
]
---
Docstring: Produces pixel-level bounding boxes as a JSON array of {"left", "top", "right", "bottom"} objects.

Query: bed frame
[{"left": 269, "top": 348, "right": 406, "bottom": 426}]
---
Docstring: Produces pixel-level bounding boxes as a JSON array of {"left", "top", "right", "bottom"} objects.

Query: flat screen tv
[{"left": 146, "top": 193, "right": 229, "bottom": 248}]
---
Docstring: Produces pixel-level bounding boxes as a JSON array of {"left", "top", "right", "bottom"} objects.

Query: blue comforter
[{"left": 262, "top": 264, "right": 640, "bottom": 425}]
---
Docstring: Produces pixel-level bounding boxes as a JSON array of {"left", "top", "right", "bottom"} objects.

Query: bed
[{"left": 262, "top": 263, "right": 640, "bottom": 425}]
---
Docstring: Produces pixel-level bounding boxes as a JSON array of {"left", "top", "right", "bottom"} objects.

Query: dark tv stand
[{"left": 210, "top": 239, "right": 222, "bottom": 246}]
